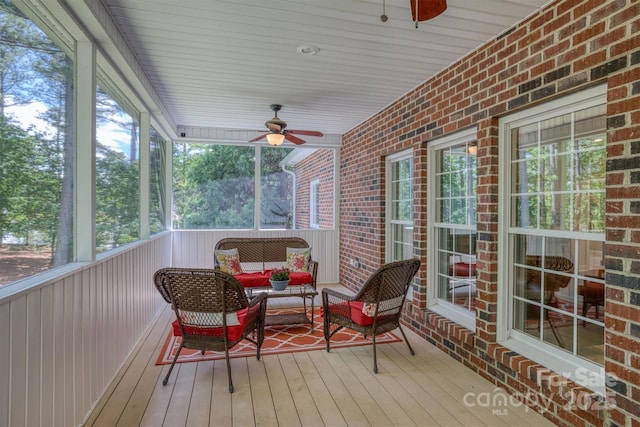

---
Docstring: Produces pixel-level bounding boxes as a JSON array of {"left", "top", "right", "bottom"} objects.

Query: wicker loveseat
[{"left": 214, "top": 237, "right": 318, "bottom": 288}]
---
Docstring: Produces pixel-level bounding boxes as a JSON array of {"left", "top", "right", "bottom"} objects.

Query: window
[
  {"left": 428, "top": 128, "right": 477, "bottom": 328},
  {"left": 0, "top": 2, "right": 75, "bottom": 286},
  {"left": 173, "top": 143, "right": 255, "bottom": 229},
  {"left": 499, "top": 86, "right": 606, "bottom": 391},
  {"left": 310, "top": 180, "right": 320, "bottom": 229},
  {"left": 172, "top": 144, "right": 335, "bottom": 230},
  {"left": 95, "top": 83, "right": 140, "bottom": 252},
  {"left": 149, "top": 127, "right": 166, "bottom": 234},
  {"left": 386, "top": 151, "right": 414, "bottom": 266}
]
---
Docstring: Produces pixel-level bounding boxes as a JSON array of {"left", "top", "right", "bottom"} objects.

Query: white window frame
[
  {"left": 385, "top": 150, "right": 414, "bottom": 297},
  {"left": 497, "top": 85, "right": 607, "bottom": 395},
  {"left": 427, "top": 127, "right": 477, "bottom": 330},
  {"left": 310, "top": 179, "right": 320, "bottom": 229}
]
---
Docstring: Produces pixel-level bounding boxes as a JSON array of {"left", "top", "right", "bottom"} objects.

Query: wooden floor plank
[
  {"left": 337, "top": 347, "right": 428, "bottom": 426},
  {"left": 349, "top": 342, "right": 465, "bottom": 426},
  {"left": 163, "top": 361, "right": 197, "bottom": 426},
  {"left": 277, "top": 353, "right": 325, "bottom": 426},
  {"left": 262, "top": 356, "right": 301, "bottom": 427},
  {"left": 230, "top": 357, "right": 257, "bottom": 426},
  {"left": 185, "top": 361, "right": 214, "bottom": 426},
  {"left": 137, "top": 365, "right": 175, "bottom": 427},
  {"left": 292, "top": 351, "right": 348, "bottom": 427},
  {"left": 382, "top": 333, "right": 554, "bottom": 426},
  {"left": 246, "top": 355, "right": 279, "bottom": 427},
  {"left": 306, "top": 350, "right": 371, "bottom": 426},
  {"left": 209, "top": 359, "right": 233, "bottom": 427},
  {"left": 323, "top": 348, "right": 397, "bottom": 427}
]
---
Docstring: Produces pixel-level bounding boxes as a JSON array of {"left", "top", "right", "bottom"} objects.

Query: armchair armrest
[
  {"left": 322, "top": 287, "right": 357, "bottom": 319},
  {"left": 322, "top": 287, "right": 356, "bottom": 302},
  {"left": 248, "top": 292, "right": 268, "bottom": 307}
]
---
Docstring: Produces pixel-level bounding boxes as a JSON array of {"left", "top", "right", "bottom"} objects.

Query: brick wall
[{"left": 339, "top": 0, "right": 640, "bottom": 425}]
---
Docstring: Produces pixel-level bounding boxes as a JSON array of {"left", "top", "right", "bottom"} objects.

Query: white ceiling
[{"left": 101, "top": 0, "right": 551, "bottom": 137}]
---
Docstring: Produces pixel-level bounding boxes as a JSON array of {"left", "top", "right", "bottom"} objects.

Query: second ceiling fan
[{"left": 250, "top": 104, "right": 323, "bottom": 146}]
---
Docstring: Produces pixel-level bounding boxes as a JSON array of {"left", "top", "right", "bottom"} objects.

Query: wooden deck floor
[{"left": 85, "top": 285, "right": 555, "bottom": 427}]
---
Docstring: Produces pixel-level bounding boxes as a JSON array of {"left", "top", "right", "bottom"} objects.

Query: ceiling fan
[{"left": 249, "top": 104, "right": 323, "bottom": 146}]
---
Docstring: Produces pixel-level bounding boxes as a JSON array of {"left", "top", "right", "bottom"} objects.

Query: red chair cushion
[
  {"left": 323, "top": 301, "right": 389, "bottom": 327},
  {"left": 172, "top": 307, "right": 253, "bottom": 341},
  {"left": 450, "top": 262, "right": 476, "bottom": 277}
]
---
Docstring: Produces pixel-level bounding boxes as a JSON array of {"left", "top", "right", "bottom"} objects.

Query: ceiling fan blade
[
  {"left": 266, "top": 122, "right": 283, "bottom": 132},
  {"left": 249, "top": 133, "right": 267, "bottom": 142},
  {"left": 285, "top": 133, "right": 306, "bottom": 145},
  {"left": 287, "top": 129, "right": 323, "bottom": 137}
]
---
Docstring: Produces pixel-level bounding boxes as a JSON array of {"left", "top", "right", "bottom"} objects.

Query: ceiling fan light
[{"left": 266, "top": 132, "right": 285, "bottom": 146}]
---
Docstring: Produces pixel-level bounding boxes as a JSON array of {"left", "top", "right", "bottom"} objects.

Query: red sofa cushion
[
  {"left": 287, "top": 271, "right": 313, "bottom": 285},
  {"left": 233, "top": 271, "right": 270, "bottom": 287},
  {"left": 228, "top": 271, "right": 313, "bottom": 288},
  {"left": 172, "top": 306, "right": 253, "bottom": 341}
]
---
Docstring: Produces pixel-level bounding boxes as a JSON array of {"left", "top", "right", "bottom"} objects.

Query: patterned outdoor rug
[{"left": 156, "top": 308, "right": 401, "bottom": 365}]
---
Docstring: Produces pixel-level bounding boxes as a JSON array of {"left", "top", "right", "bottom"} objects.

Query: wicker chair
[
  {"left": 322, "top": 258, "right": 421, "bottom": 373},
  {"left": 153, "top": 268, "right": 267, "bottom": 392}
]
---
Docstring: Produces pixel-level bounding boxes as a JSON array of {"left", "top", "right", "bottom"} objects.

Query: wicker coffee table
[{"left": 246, "top": 284, "right": 318, "bottom": 331}]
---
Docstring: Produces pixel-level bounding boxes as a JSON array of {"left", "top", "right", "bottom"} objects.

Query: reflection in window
[
  {"left": 0, "top": 3, "right": 75, "bottom": 285},
  {"left": 508, "top": 101, "right": 605, "bottom": 365},
  {"left": 95, "top": 84, "right": 140, "bottom": 252},
  {"left": 435, "top": 141, "right": 477, "bottom": 313}
]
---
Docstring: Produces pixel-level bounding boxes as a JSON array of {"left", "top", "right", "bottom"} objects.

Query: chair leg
[
  {"left": 546, "top": 314, "right": 564, "bottom": 348},
  {"left": 397, "top": 325, "right": 415, "bottom": 356},
  {"left": 372, "top": 335, "right": 378, "bottom": 374},
  {"left": 225, "top": 348, "right": 234, "bottom": 393},
  {"left": 323, "top": 315, "right": 331, "bottom": 352},
  {"left": 163, "top": 342, "right": 184, "bottom": 386}
]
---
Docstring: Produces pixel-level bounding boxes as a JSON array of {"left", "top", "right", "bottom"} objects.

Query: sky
[{"left": 6, "top": 99, "right": 133, "bottom": 157}]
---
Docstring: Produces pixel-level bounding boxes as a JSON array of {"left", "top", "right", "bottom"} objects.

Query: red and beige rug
[{"left": 156, "top": 308, "right": 401, "bottom": 365}]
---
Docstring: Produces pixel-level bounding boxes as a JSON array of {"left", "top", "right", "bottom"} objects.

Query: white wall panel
[
  {"left": 172, "top": 230, "right": 340, "bottom": 284},
  {"left": 0, "top": 233, "right": 171, "bottom": 427}
]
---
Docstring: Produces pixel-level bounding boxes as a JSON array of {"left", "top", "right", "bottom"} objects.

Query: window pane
[
  {"left": 95, "top": 85, "right": 140, "bottom": 252},
  {"left": 391, "top": 158, "right": 413, "bottom": 222},
  {"left": 511, "top": 105, "right": 606, "bottom": 234},
  {"left": 0, "top": 4, "right": 75, "bottom": 285},
  {"left": 434, "top": 140, "right": 477, "bottom": 313},
  {"left": 149, "top": 127, "right": 166, "bottom": 234},
  {"left": 388, "top": 153, "right": 413, "bottom": 264},
  {"left": 261, "top": 146, "right": 293, "bottom": 229},
  {"left": 172, "top": 144, "right": 255, "bottom": 229}
]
